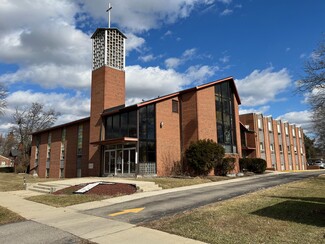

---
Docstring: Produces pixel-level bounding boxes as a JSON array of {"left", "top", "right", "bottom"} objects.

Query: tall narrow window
[
  {"left": 60, "top": 128, "right": 66, "bottom": 178},
  {"left": 139, "top": 104, "right": 156, "bottom": 174},
  {"left": 292, "top": 127, "right": 296, "bottom": 137},
  {"left": 298, "top": 129, "right": 301, "bottom": 138},
  {"left": 215, "top": 81, "right": 237, "bottom": 153},
  {"left": 47, "top": 132, "right": 51, "bottom": 160},
  {"left": 258, "top": 119, "right": 262, "bottom": 130},
  {"left": 61, "top": 128, "right": 66, "bottom": 160},
  {"left": 260, "top": 142, "right": 264, "bottom": 152},
  {"left": 279, "top": 144, "right": 283, "bottom": 152},
  {"left": 77, "top": 125, "right": 83, "bottom": 155},
  {"left": 268, "top": 121, "right": 272, "bottom": 132},
  {"left": 172, "top": 100, "right": 179, "bottom": 113},
  {"left": 270, "top": 144, "right": 274, "bottom": 153},
  {"left": 285, "top": 126, "right": 289, "bottom": 135},
  {"left": 277, "top": 124, "right": 281, "bottom": 134}
]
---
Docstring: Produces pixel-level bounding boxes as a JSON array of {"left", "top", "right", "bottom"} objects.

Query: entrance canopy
[{"left": 91, "top": 137, "right": 138, "bottom": 146}]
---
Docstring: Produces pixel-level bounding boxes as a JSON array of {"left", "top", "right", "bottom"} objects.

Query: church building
[{"left": 29, "top": 25, "right": 243, "bottom": 178}]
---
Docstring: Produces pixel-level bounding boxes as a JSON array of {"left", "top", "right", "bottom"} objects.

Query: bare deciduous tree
[
  {"left": 0, "top": 84, "right": 7, "bottom": 115},
  {"left": 12, "top": 102, "right": 60, "bottom": 166},
  {"left": 298, "top": 37, "right": 325, "bottom": 151}
]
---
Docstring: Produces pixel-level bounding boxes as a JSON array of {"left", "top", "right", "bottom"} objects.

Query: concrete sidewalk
[
  {"left": 1, "top": 171, "right": 317, "bottom": 244},
  {"left": 0, "top": 189, "right": 204, "bottom": 244}
]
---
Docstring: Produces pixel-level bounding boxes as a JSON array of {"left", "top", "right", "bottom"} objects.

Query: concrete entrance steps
[
  {"left": 27, "top": 177, "right": 162, "bottom": 194},
  {"left": 27, "top": 183, "right": 74, "bottom": 194}
]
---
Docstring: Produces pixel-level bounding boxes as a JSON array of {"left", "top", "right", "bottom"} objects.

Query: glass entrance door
[
  {"left": 104, "top": 146, "right": 136, "bottom": 175},
  {"left": 105, "top": 150, "right": 116, "bottom": 174},
  {"left": 123, "top": 149, "right": 136, "bottom": 174}
]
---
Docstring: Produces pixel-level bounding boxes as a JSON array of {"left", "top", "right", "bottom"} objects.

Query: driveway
[{"left": 83, "top": 171, "right": 324, "bottom": 224}]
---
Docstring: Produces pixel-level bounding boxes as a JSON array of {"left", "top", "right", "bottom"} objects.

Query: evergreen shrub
[
  {"left": 185, "top": 139, "right": 225, "bottom": 176},
  {"left": 239, "top": 158, "right": 267, "bottom": 174}
]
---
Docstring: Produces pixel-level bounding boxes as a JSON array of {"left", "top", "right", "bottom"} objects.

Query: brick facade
[
  {"left": 156, "top": 98, "right": 181, "bottom": 175},
  {"left": 0, "top": 155, "right": 12, "bottom": 167},
  {"left": 240, "top": 113, "right": 307, "bottom": 171},
  {"left": 89, "top": 66, "right": 125, "bottom": 177}
]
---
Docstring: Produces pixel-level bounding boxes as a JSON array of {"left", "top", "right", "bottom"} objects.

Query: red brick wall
[
  {"left": 262, "top": 118, "right": 272, "bottom": 168},
  {"left": 49, "top": 128, "right": 61, "bottom": 178},
  {"left": 0, "top": 155, "right": 11, "bottom": 167},
  {"left": 239, "top": 113, "right": 258, "bottom": 158},
  {"left": 196, "top": 87, "right": 217, "bottom": 141},
  {"left": 89, "top": 66, "right": 125, "bottom": 176},
  {"left": 65, "top": 125, "right": 78, "bottom": 178},
  {"left": 288, "top": 125, "right": 296, "bottom": 169},
  {"left": 273, "top": 120, "right": 281, "bottom": 171},
  {"left": 281, "top": 123, "right": 289, "bottom": 170},
  {"left": 156, "top": 98, "right": 181, "bottom": 176},
  {"left": 37, "top": 133, "right": 48, "bottom": 178},
  {"left": 180, "top": 91, "right": 198, "bottom": 152},
  {"left": 81, "top": 122, "right": 90, "bottom": 176}
]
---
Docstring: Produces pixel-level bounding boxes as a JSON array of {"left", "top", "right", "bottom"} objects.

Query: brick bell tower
[{"left": 88, "top": 4, "right": 127, "bottom": 176}]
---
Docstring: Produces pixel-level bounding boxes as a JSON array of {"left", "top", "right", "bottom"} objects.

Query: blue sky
[{"left": 0, "top": 0, "right": 324, "bottom": 135}]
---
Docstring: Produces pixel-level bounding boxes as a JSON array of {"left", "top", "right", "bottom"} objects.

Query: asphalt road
[
  {"left": 83, "top": 171, "right": 324, "bottom": 224},
  {"left": 0, "top": 221, "right": 89, "bottom": 244}
]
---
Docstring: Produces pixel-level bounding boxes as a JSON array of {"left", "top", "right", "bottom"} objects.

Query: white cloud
[
  {"left": 219, "top": 55, "right": 230, "bottom": 63},
  {"left": 0, "top": 90, "right": 90, "bottom": 135},
  {"left": 0, "top": 64, "right": 91, "bottom": 89},
  {"left": 220, "top": 9, "right": 233, "bottom": 16},
  {"left": 239, "top": 106, "right": 270, "bottom": 115},
  {"left": 125, "top": 33, "right": 146, "bottom": 54},
  {"left": 235, "top": 68, "right": 292, "bottom": 106},
  {"left": 80, "top": 0, "right": 214, "bottom": 33},
  {"left": 139, "top": 54, "right": 155, "bottom": 62},
  {"left": 162, "top": 30, "right": 173, "bottom": 38},
  {"left": 125, "top": 63, "right": 219, "bottom": 105},
  {"left": 165, "top": 48, "right": 197, "bottom": 69},
  {"left": 276, "top": 110, "right": 313, "bottom": 132},
  {"left": 217, "top": 0, "right": 232, "bottom": 4},
  {"left": 300, "top": 53, "right": 306, "bottom": 59},
  {"left": 125, "top": 65, "right": 187, "bottom": 103},
  {"left": 165, "top": 58, "right": 182, "bottom": 69},
  {"left": 185, "top": 65, "right": 219, "bottom": 83}
]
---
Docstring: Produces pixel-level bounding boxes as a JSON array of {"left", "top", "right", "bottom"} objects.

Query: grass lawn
[
  {"left": 132, "top": 176, "right": 229, "bottom": 189},
  {"left": 0, "top": 206, "right": 25, "bottom": 225},
  {"left": 0, "top": 173, "right": 56, "bottom": 192},
  {"left": 145, "top": 175, "right": 325, "bottom": 244},
  {"left": 26, "top": 194, "right": 107, "bottom": 207}
]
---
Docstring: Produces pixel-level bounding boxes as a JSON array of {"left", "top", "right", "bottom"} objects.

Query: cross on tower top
[{"left": 106, "top": 3, "right": 112, "bottom": 28}]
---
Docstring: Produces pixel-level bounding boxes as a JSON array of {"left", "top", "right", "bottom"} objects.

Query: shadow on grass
[{"left": 251, "top": 199, "right": 325, "bottom": 227}]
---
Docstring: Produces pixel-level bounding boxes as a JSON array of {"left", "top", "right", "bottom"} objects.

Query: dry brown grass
[
  {"left": 0, "top": 173, "right": 56, "bottom": 192},
  {"left": 0, "top": 206, "right": 25, "bottom": 225},
  {"left": 146, "top": 176, "right": 325, "bottom": 244},
  {"left": 26, "top": 194, "right": 107, "bottom": 207}
]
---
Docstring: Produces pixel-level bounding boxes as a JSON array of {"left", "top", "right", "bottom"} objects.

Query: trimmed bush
[
  {"left": 215, "top": 157, "right": 236, "bottom": 176},
  {"left": 239, "top": 158, "right": 267, "bottom": 174},
  {"left": 185, "top": 139, "right": 225, "bottom": 176},
  {"left": 0, "top": 167, "right": 14, "bottom": 173},
  {"left": 15, "top": 164, "right": 27, "bottom": 174}
]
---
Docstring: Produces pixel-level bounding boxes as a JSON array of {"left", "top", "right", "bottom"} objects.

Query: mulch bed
[{"left": 53, "top": 182, "right": 137, "bottom": 196}]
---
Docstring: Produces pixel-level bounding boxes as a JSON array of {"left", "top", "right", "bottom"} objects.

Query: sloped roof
[{"left": 102, "top": 76, "right": 241, "bottom": 116}]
